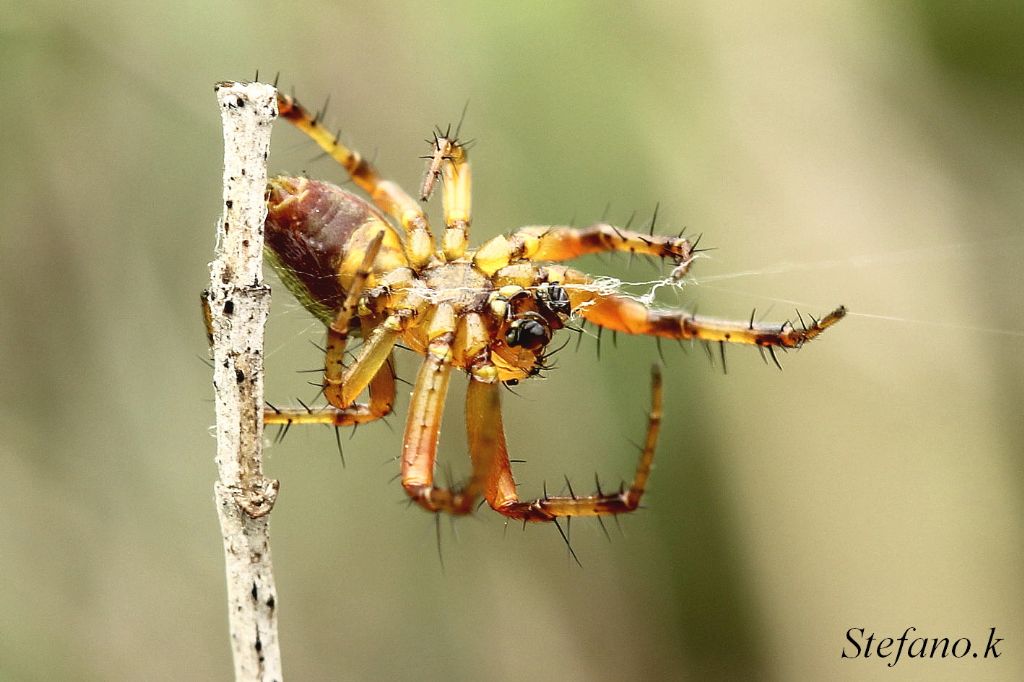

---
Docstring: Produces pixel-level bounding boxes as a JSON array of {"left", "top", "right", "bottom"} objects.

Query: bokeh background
[{"left": 3, "top": 2, "right": 1022, "bottom": 680}]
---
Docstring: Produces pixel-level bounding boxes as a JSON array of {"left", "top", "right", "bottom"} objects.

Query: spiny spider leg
[
  {"left": 322, "top": 231, "right": 384, "bottom": 406},
  {"left": 276, "top": 92, "right": 436, "bottom": 267},
  {"left": 474, "top": 223, "right": 695, "bottom": 279},
  {"left": 421, "top": 136, "right": 472, "bottom": 261},
  {"left": 553, "top": 265, "right": 846, "bottom": 348},
  {"left": 466, "top": 366, "right": 662, "bottom": 522},
  {"left": 401, "top": 333, "right": 481, "bottom": 514},
  {"left": 329, "top": 316, "right": 402, "bottom": 407},
  {"left": 263, "top": 355, "right": 395, "bottom": 427},
  {"left": 264, "top": 235, "right": 397, "bottom": 428}
]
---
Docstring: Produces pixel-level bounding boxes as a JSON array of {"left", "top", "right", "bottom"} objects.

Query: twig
[{"left": 206, "top": 81, "right": 282, "bottom": 681}]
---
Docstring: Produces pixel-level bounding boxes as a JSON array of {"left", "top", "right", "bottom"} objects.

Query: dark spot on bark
[
  {"left": 225, "top": 200, "right": 233, "bottom": 209},
  {"left": 242, "top": 239, "right": 249, "bottom": 247},
  {"left": 224, "top": 300, "right": 234, "bottom": 315},
  {"left": 251, "top": 582, "right": 258, "bottom": 600},
  {"left": 235, "top": 369, "right": 245, "bottom": 383},
  {"left": 266, "top": 596, "right": 275, "bottom": 609},
  {"left": 223, "top": 220, "right": 230, "bottom": 233},
  {"left": 255, "top": 634, "right": 262, "bottom": 652}
]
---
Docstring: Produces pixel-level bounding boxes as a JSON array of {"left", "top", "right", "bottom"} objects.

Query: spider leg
[
  {"left": 466, "top": 366, "right": 663, "bottom": 522},
  {"left": 474, "top": 223, "right": 694, "bottom": 278},
  {"left": 325, "top": 315, "right": 403, "bottom": 407},
  {"left": 263, "top": 355, "right": 395, "bottom": 427},
  {"left": 554, "top": 266, "right": 846, "bottom": 349},
  {"left": 265, "top": 270, "right": 402, "bottom": 426},
  {"left": 401, "top": 334, "right": 480, "bottom": 514},
  {"left": 318, "top": 231, "right": 393, "bottom": 407},
  {"left": 421, "top": 137, "right": 472, "bottom": 261},
  {"left": 276, "top": 92, "right": 436, "bottom": 268},
  {"left": 201, "top": 286, "right": 396, "bottom": 429}
]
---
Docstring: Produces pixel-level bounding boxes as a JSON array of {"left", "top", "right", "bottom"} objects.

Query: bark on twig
[{"left": 207, "top": 81, "right": 282, "bottom": 682}]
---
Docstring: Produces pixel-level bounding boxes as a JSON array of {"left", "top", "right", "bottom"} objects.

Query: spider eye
[
  {"left": 542, "top": 283, "right": 571, "bottom": 316},
  {"left": 505, "top": 318, "right": 550, "bottom": 350}
]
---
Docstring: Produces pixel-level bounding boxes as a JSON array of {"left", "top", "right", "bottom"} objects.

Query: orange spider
[{"left": 261, "top": 92, "right": 845, "bottom": 522}]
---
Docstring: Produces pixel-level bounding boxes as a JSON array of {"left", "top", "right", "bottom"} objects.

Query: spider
[{"left": 258, "top": 91, "right": 845, "bottom": 523}]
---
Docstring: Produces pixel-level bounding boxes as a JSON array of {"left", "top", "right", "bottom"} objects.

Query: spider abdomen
[{"left": 264, "top": 176, "right": 408, "bottom": 324}]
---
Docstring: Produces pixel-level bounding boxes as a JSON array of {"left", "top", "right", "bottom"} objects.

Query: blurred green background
[{"left": 2, "top": 2, "right": 1022, "bottom": 680}]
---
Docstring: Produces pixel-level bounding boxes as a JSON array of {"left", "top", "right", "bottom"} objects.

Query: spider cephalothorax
[{"left": 260, "top": 92, "right": 845, "bottom": 522}]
